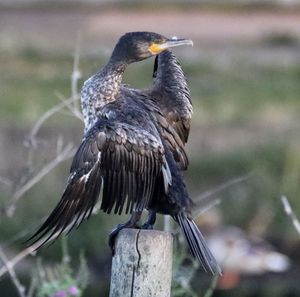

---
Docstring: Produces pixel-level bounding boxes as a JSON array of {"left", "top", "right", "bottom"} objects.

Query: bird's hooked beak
[{"left": 148, "top": 37, "right": 193, "bottom": 55}]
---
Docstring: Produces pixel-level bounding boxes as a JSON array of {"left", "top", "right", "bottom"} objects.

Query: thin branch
[
  {"left": 0, "top": 39, "right": 85, "bottom": 296},
  {"left": 3, "top": 191, "right": 101, "bottom": 249},
  {"left": 0, "top": 229, "right": 74, "bottom": 280},
  {"left": 0, "top": 247, "right": 26, "bottom": 297},
  {"left": 281, "top": 196, "right": 300, "bottom": 236},
  {"left": 71, "top": 32, "right": 82, "bottom": 113},
  {"left": 28, "top": 96, "right": 82, "bottom": 147},
  {"left": 0, "top": 240, "right": 40, "bottom": 280},
  {"left": 193, "top": 199, "right": 221, "bottom": 220},
  {"left": 0, "top": 176, "right": 13, "bottom": 187},
  {"left": 203, "top": 275, "right": 219, "bottom": 297},
  {"left": 9, "top": 37, "right": 83, "bottom": 218},
  {"left": 7, "top": 143, "right": 76, "bottom": 216},
  {"left": 13, "top": 143, "right": 75, "bottom": 200},
  {"left": 26, "top": 276, "right": 37, "bottom": 297},
  {"left": 55, "top": 91, "right": 83, "bottom": 121},
  {"left": 194, "top": 173, "right": 251, "bottom": 206}
]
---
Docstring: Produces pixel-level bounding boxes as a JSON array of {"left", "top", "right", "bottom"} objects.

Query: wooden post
[{"left": 109, "top": 228, "right": 173, "bottom": 297}]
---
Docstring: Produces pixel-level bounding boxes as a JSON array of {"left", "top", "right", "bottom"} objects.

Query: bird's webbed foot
[
  {"left": 141, "top": 211, "right": 157, "bottom": 230},
  {"left": 109, "top": 211, "right": 142, "bottom": 255}
]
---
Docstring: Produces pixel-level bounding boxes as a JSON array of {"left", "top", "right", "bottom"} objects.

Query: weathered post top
[{"left": 109, "top": 228, "right": 173, "bottom": 297}]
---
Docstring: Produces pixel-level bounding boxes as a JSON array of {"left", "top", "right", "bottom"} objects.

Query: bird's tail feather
[{"left": 174, "top": 212, "right": 222, "bottom": 275}]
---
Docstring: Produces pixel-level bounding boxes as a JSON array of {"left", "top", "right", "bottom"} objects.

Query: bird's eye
[{"left": 153, "top": 38, "right": 163, "bottom": 44}]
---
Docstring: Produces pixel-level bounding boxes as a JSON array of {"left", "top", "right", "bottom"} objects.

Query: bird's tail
[{"left": 174, "top": 212, "right": 222, "bottom": 275}]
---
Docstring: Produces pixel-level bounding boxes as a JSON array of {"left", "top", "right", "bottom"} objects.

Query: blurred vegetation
[
  {"left": 1, "top": 11, "right": 300, "bottom": 296},
  {"left": 34, "top": 240, "right": 89, "bottom": 297}
]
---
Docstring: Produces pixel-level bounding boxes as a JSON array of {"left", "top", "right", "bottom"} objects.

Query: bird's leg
[
  {"left": 141, "top": 211, "right": 157, "bottom": 230},
  {"left": 109, "top": 210, "right": 142, "bottom": 254}
]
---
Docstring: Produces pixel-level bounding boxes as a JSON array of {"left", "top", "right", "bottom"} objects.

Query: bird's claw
[
  {"left": 141, "top": 222, "right": 154, "bottom": 230},
  {"left": 108, "top": 223, "right": 141, "bottom": 255},
  {"left": 141, "top": 211, "right": 156, "bottom": 230},
  {"left": 108, "top": 223, "right": 126, "bottom": 255}
]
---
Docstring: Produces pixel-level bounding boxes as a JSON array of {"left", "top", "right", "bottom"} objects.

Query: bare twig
[
  {"left": 193, "top": 199, "right": 221, "bottom": 220},
  {"left": 55, "top": 91, "right": 83, "bottom": 121},
  {"left": 203, "top": 275, "right": 219, "bottom": 297},
  {"left": 0, "top": 241, "right": 39, "bottom": 280},
  {"left": 28, "top": 96, "right": 82, "bottom": 148},
  {"left": 0, "top": 247, "right": 26, "bottom": 297},
  {"left": 0, "top": 39, "right": 85, "bottom": 296},
  {"left": 194, "top": 174, "right": 251, "bottom": 205},
  {"left": 191, "top": 174, "right": 250, "bottom": 219},
  {"left": 6, "top": 143, "right": 76, "bottom": 216},
  {"left": 71, "top": 32, "right": 82, "bottom": 114},
  {"left": 26, "top": 276, "right": 37, "bottom": 297},
  {"left": 6, "top": 36, "right": 83, "bottom": 219},
  {"left": 193, "top": 173, "right": 251, "bottom": 216},
  {"left": 28, "top": 35, "right": 82, "bottom": 147},
  {"left": 281, "top": 196, "right": 300, "bottom": 236},
  {"left": 13, "top": 143, "right": 75, "bottom": 201},
  {"left": 0, "top": 229, "right": 76, "bottom": 280},
  {"left": 0, "top": 176, "right": 13, "bottom": 187}
]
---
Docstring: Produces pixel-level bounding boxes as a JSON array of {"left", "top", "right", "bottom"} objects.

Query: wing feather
[{"left": 28, "top": 119, "right": 170, "bottom": 247}]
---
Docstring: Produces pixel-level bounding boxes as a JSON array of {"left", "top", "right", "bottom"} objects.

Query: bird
[
  {"left": 149, "top": 48, "right": 192, "bottom": 146},
  {"left": 28, "top": 32, "right": 221, "bottom": 275}
]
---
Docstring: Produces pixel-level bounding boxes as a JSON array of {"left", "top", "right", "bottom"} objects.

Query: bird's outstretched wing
[
  {"left": 150, "top": 49, "right": 192, "bottom": 145},
  {"left": 27, "top": 119, "right": 171, "bottom": 247}
]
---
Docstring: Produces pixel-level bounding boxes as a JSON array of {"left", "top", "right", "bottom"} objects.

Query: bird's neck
[
  {"left": 96, "top": 59, "right": 127, "bottom": 102},
  {"left": 81, "top": 59, "right": 127, "bottom": 132}
]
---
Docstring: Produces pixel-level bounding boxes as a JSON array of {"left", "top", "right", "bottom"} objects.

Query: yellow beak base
[
  {"left": 148, "top": 38, "right": 193, "bottom": 55},
  {"left": 148, "top": 43, "right": 165, "bottom": 55}
]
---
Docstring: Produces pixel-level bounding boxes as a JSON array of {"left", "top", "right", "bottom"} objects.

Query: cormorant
[{"left": 28, "top": 32, "right": 221, "bottom": 275}]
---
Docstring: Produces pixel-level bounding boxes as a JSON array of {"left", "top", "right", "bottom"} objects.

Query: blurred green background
[{"left": 1, "top": 1, "right": 300, "bottom": 296}]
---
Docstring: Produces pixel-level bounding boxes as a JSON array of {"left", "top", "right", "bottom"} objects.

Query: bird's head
[{"left": 111, "top": 31, "right": 193, "bottom": 64}]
